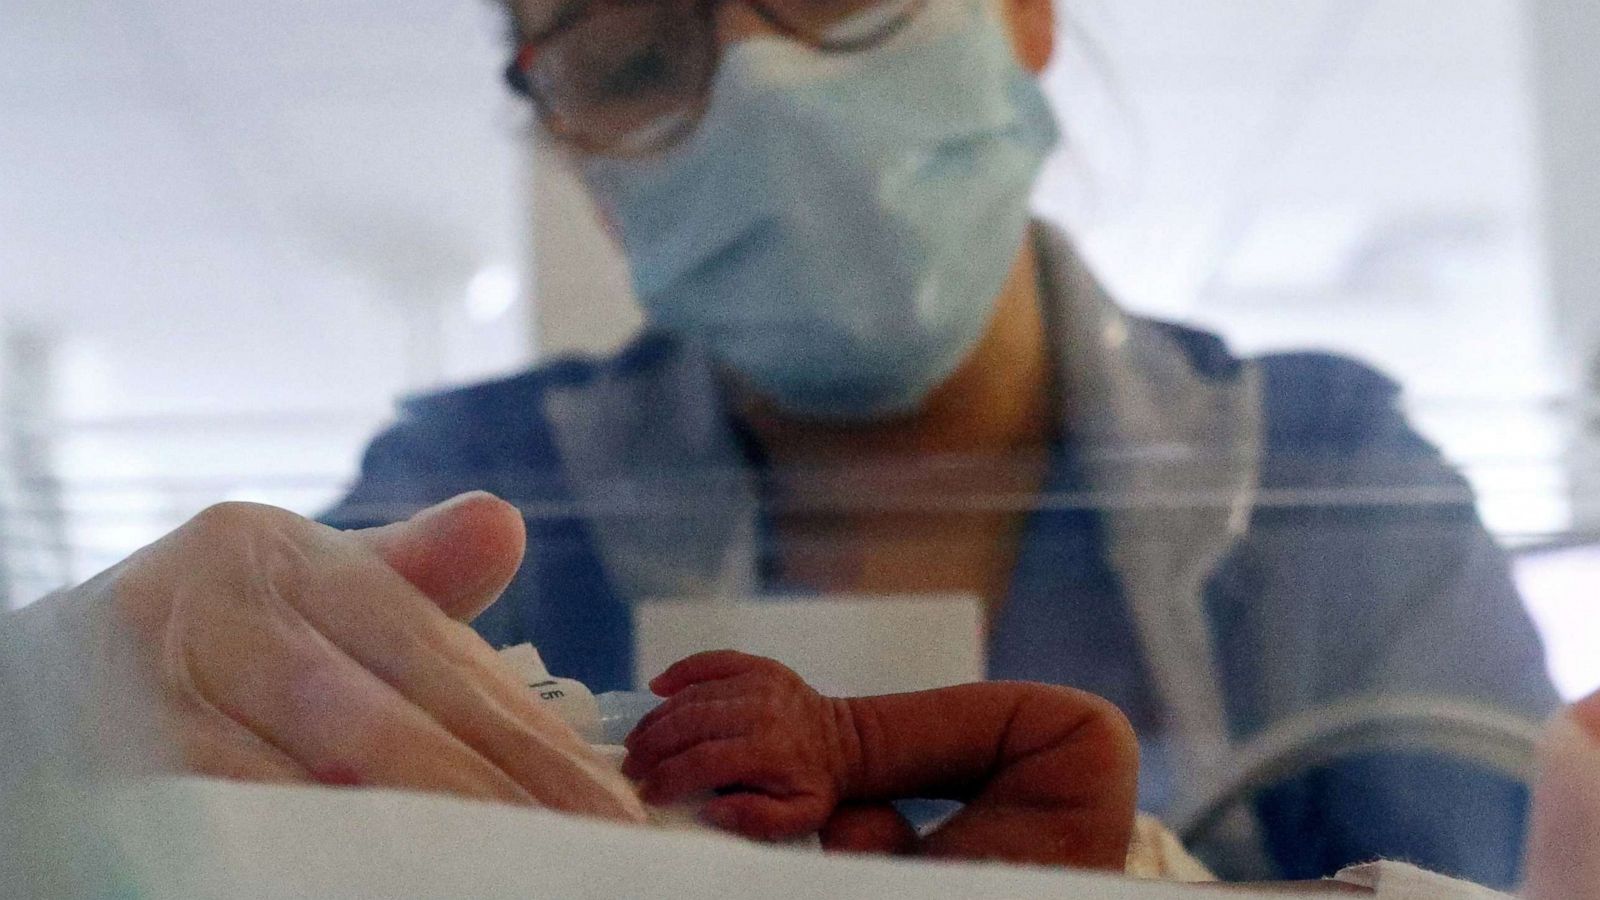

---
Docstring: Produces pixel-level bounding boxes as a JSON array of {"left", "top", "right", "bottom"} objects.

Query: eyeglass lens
[{"left": 516, "top": 0, "right": 924, "bottom": 153}]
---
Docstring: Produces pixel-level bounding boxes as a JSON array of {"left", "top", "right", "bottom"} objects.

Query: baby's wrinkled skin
[{"left": 622, "top": 651, "right": 1140, "bottom": 871}]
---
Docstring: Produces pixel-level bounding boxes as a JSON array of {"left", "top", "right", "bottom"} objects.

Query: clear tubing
[{"left": 596, "top": 691, "right": 665, "bottom": 745}]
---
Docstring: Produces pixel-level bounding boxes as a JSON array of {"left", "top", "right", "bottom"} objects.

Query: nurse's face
[
  {"left": 711, "top": 1, "right": 1053, "bottom": 67},
  {"left": 507, "top": 0, "right": 1054, "bottom": 157}
]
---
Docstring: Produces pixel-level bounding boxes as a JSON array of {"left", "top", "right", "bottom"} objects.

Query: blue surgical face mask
[{"left": 578, "top": 0, "right": 1059, "bottom": 422}]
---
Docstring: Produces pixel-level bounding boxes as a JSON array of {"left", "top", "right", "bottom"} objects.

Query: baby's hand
[
  {"left": 622, "top": 651, "right": 857, "bottom": 841},
  {"left": 623, "top": 651, "right": 1139, "bottom": 870}
]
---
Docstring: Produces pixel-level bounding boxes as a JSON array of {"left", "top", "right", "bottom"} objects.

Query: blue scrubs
[{"left": 322, "top": 229, "right": 1557, "bottom": 886}]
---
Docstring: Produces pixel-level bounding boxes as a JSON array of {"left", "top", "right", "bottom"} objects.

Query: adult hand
[
  {"left": 15, "top": 493, "right": 645, "bottom": 823},
  {"left": 1524, "top": 687, "right": 1600, "bottom": 900},
  {"left": 1570, "top": 690, "right": 1600, "bottom": 739}
]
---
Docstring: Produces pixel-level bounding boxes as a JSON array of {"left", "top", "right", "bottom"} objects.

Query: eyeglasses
[{"left": 505, "top": 0, "right": 928, "bottom": 156}]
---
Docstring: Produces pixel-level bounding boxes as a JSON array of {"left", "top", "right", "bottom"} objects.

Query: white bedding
[{"left": 93, "top": 778, "right": 1500, "bottom": 900}]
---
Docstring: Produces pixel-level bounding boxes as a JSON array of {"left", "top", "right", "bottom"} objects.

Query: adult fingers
[
  {"left": 176, "top": 708, "right": 310, "bottom": 785},
  {"left": 184, "top": 604, "right": 537, "bottom": 806},
  {"left": 357, "top": 613, "right": 645, "bottom": 819},
  {"left": 1571, "top": 690, "right": 1600, "bottom": 740},
  {"left": 820, "top": 803, "right": 919, "bottom": 856},
  {"left": 159, "top": 502, "right": 641, "bottom": 820},
  {"left": 292, "top": 540, "right": 644, "bottom": 820},
  {"left": 154, "top": 657, "right": 310, "bottom": 784},
  {"left": 351, "top": 492, "right": 527, "bottom": 623}
]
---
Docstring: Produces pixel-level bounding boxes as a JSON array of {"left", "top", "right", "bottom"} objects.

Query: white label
[
  {"left": 633, "top": 595, "right": 984, "bottom": 697},
  {"left": 497, "top": 643, "right": 601, "bottom": 742}
]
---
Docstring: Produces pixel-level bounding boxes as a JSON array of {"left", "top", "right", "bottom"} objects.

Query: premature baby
[
  {"left": 520, "top": 648, "right": 1210, "bottom": 879},
  {"left": 624, "top": 649, "right": 1136, "bottom": 869}
]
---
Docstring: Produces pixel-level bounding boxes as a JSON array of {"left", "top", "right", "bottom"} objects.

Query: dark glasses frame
[{"left": 505, "top": 0, "right": 929, "bottom": 155}]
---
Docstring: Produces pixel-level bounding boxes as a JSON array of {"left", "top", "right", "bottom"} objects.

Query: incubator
[
  {"left": 2, "top": 406, "right": 1590, "bottom": 892},
  {"left": 0, "top": 438, "right": 1587, "bottom": 890},
  {"left": 6, "top": 0, "right": 1599, "bottom": 892}
]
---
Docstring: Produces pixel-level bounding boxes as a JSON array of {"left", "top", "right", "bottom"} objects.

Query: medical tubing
[
  {"left": 1171, "top": 696, "right": 1545, "bottom": 847},
  {"left": 596, "top": 691, "right": 665, "bottom": 745}
]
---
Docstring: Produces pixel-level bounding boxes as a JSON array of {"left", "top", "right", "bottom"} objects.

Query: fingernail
[{"left": 417, "top": 491, "right": 497, "bottom": 521}]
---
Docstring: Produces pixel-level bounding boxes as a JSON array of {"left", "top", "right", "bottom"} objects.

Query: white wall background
[
  {"left": 2, "top": 0, "right": 538, "bottom": 583},
  {"left": 1044, "top": 0, "right": 1569, "bottom": 544},
  {"left": 1527, "top": 0, "right": 1600, "bottom": 534}
]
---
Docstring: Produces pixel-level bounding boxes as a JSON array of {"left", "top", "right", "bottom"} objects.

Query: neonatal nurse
[
  {"left": 314, "top": 0, "right": 1558, "bottom": 884},
  {"left": 18, "top": 0, "right": 1558, "bottom": 887}
]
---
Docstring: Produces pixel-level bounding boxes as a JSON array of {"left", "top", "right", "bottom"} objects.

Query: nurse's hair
[{"left": 492, "top": 1, "right": 531, "bottom": 97}]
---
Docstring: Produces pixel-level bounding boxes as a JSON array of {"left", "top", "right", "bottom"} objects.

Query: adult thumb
[
  {"left": 1573, "top": 690, "right": 1600, "bottom": 740},
  {"left": 1523, "top": 691, "right": 1600, "bottom": 900},
  {"left": 351, "top": 492, "right": 527, "bottom": 622}
]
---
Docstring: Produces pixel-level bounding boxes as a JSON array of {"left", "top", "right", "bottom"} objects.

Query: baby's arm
[
  {"left": 843, "top": 678, "right": 1139, "bottom": 869},
  {"left": 622, "top": 651, "right": 1138, "bottom": 871}
]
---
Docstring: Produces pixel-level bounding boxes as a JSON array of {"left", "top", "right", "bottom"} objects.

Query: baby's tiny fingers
[
  {"left": 821, "top": 803, "right": 918, "bottom": 856},
  {"left": 649, "top": 650, "right": 790, "bottom": 696},
  {"left": 630, "top": 673, "right": 767, "bottom": 738},
  {"left": 623, "top": 700, "right": 755, "bottom": 778},
  {"left": 702, "top": 792, "right": 832, "bottom": 841},
  {"left": 639, "top": 738, "right": 773, "bottom": 805}
]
